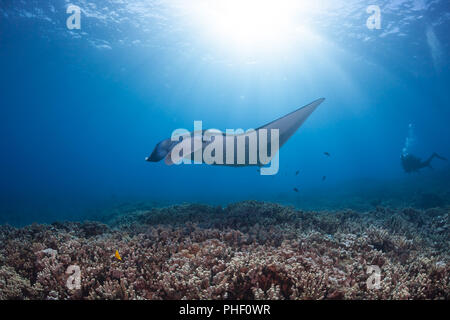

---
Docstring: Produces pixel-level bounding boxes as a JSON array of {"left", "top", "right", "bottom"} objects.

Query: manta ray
[{"left": 146, "top": 98, "right": 324, "bottom": 171}]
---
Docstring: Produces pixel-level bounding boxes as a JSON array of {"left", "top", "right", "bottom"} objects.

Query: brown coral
[{"left": 0, "top": 201, "right": 448, "bottom": 300}]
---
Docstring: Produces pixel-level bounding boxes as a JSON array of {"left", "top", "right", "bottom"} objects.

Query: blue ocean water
[{"left": 0, "top": 1, "right": 449, "bottom": 225}]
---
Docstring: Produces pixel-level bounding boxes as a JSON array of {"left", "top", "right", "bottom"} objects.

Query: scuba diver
[{"left": 401, "top": 152, "right": 447, "bottom": 173}]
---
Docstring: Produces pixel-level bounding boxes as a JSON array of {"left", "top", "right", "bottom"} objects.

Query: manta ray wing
[{"left": 257, "top": 98, "right": 325, "bottom": 148}]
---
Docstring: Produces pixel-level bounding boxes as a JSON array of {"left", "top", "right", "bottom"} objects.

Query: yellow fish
[{"left": 115, "top": 250, "right": 122, "bottom": 261}]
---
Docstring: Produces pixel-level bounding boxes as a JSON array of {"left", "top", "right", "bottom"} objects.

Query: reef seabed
[{"left": 0, "top": 201, "right": 448, "bottom": 300}]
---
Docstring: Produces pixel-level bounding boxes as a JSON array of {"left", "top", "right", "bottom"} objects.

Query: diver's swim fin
[
  {"left": 424, "top": 152, "right": 447, "bottom": 169},
  {"left": 432, "top": 152, "right": 447, "bottom": 161}
]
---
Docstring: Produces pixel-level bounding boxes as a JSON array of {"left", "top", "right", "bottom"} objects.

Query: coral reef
[{"left": 0, "top": 201, "right": 448, "bottom": 300}]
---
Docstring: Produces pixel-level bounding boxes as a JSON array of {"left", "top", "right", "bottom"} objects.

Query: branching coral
[{"left": 0, "top": 202, "right": 448, "bottom": 300}]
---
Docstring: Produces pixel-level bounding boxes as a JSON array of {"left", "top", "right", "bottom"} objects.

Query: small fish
[
  {"left": 295, "top": 170, "right": 300, "bottom": 176},
  {"left": 324, "top": 152, "right": 330, "bottom": 157},
  {"left": 293, "top": 187, "right": 299, "bottom": 192},
  {"left": 322, "top": 176, "right": 326, "bottom": 181},
  {"left": 115, "top": 250, "right": 122, "bottom": 261}
]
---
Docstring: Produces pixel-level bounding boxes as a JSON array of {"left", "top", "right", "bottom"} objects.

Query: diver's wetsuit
[{"left": 401, "top": 152, "right": 447, "bottom": 173}]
